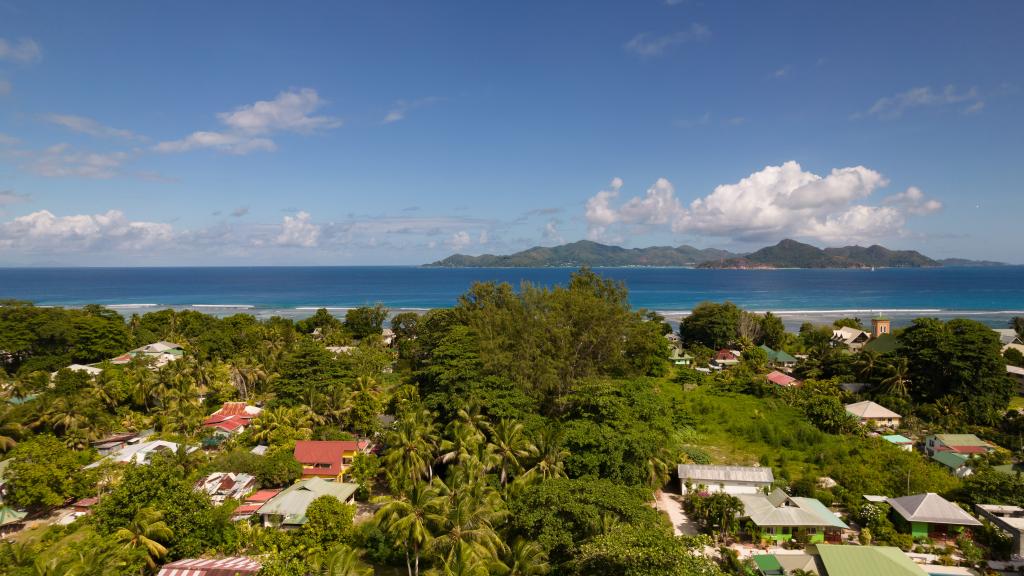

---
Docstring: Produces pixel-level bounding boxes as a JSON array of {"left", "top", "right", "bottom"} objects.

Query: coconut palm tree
[
  {"left": 880, "top": 357, "right": 911, "bottom": 397},
  {"left": 495, "top": 539, "right": 548, "bottom": 576},
  {"left": 487, "top": 420, "right": 534, "bottom": 488},
  {"left": 522, "top": 428, "right": 568, "bottom": 483},
  {"left": 376, "top": 481, "right": 444, "bottom": 576},
  {"left": 427, "top": 541, "right": 490, "bottom": 576},
  {"left": 429, "top": 475, "right": 507, "bottom": 567},
  {"left": 385, "top": 410, "right": 439, "bottom": 486},
  {"left": 854, "top": 349, "right": 880, "bottom": 382},
  {"left": 114, "top": 507, "right": 173, "bottom": 572},
  {"left": 322, "top": 544, "right": 374, "bottom": 576}
]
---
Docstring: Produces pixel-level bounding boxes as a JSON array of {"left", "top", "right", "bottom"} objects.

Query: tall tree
[{"left": 114, "top": 507, "right": 173, "bottom": 572}]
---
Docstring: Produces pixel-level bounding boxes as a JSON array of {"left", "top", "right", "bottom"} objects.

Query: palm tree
[
  {"left": 0, "top": 404, "right": 25, "bottom": 452},
  {"left": 854, "top": 349, "right": 880, "bottom": 382},
  {"left": 114, "top": 507, "right": 173, "bottom": 572},
  {"left": 487, "top": 420, "right": 534, "bottom": 488},
  {"left": 496, "top": 538, "right": 549, "bottom": 576},
  {"left": 429, "top": 475, "right": 507, "bottom": 567},
  {"left": 428, "top": 541, "right": 490, "bottom": 576},
  {"left": 645, "top": 453, "right": 670, "bottom": 489},
  {"left": 385, "top": 410, "right": 439, "bottom": 487},
  {"left": 880, "top": 357, "right": 911, "bottom": 397},
  {"left": 322, "top": 544, "right": 374, "bottom": 576},
  {"left": 522, "top": 428, "right": 568, "bottom": 483},
  {"left": 376, "top": 481, "right": 444, "bottom": 576}
]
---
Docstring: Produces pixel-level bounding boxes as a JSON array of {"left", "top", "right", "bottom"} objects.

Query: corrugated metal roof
[
  {"left": 256, "top": 478, "right": 357, "bottom": 525},
  {"left": 677, "top": 464, "right": 774, "bottom": 484},
  {"left": 157, "top": 556, "right": 261, "bottom": 576},
  {"left": 886, "top": 493, "right": 982, "bottom": 526},
  {"left": 738, "top": 489, "right": 848, "bottom": 529},
  {"left": 845, "top": 400, "right": 901, "bottom": 419},
  {"left": 816, "top": 544, "right": 926, "bottom": 576}
]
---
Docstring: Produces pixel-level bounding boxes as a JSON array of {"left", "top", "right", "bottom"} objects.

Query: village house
[
  {"left": 844, "top": 400, "right": 901, "bottom": 429},
  {"left": 677, "top": 464, "right": 774, "bottom": 495},
  {"left": 882, "top": 434, "right": 914, "bottom": 451},
  {"left": 294, "top": 439, "right": 373, "bottom": 481},
  {"left": 90, "top": 432, "right": 146, "bottom": 456},
  {"left": 831, "top": 327, "right": 871, "bottom": 350},
  {"left": 924, "top": 433, "right": 995, "bottom": 457},
  {"left": 765, "top": 370, "right": 799, "bottom": 387},
  {"left": 256, "top": 477, "right": 357, "bottom": 528},
  {"left": 737, "top": 487, "right": 848, "bottom": 544},
  {"left": 203, "top": 402, "right": 262, "bottom": 437},
  {"left": 994, "top": 328, "right": 1023, "bottom": 346},
  {"left": 110, "top": 341, "right": 185, "bottom": 368},
  {"left": 52, "top": 364, "right": 103, "bottom": 378},
  {"left": 886, "top": 492, "right": 981, "bottom": 539},
  {"left": 231, "top": 488, "right": 281, "bottom": 521},
  {"left": 1007, "top": 365, "right": 1024, "bottom": 392},
  {"left": 669, "top": 348, "right": 693, "bottom": 366},
  {"left": 710, "top": 349, "right": 741, "bottom": 368},
  {"left": 759, "top": 345, "right": 797, "bottom": 368},
  {"left": 156, "top": 557, "right": 261, "bottom": 576},
  {"left": 974, "top": 504, "right": 1024, "bottom": 559},
  {"left": 85, "top": 439, "right": 196, "bottom": 469},
  {"left": 195, "top": 472, "right": 258, "bottom": 504},
  {"left": 931, "top": 451, "right": 974, "bottom": 478}
]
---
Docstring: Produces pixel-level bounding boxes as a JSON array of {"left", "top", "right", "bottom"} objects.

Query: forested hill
[
  {"left": 697, "top": 239, "right": 940, "bottom": 269},
  {"left": 426, "top": 240, "right": 736, "bottom": 267}
]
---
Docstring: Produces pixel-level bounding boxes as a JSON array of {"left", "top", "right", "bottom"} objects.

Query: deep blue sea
[{"left": 1, "top": 266, "right": 1022, "bottom": 329}]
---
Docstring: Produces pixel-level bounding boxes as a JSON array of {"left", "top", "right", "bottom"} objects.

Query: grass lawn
[{"left": 1010, "top": 396, "right": 1024, "bottom": 411}]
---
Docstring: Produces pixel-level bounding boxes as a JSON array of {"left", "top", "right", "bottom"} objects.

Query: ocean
[{"left": 1, "top": 266, "right": 1022, "bottom": 329}]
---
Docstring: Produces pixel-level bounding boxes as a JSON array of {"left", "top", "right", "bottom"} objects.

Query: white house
[
  {"left": 86, "top": 439, "right": 196, "bottom": 469},
  {"left": 677, "top": 464, "right": 774, "bottom": 495},
  {"left": 845, "top": 400, "right": 901, "bottom": 429}
]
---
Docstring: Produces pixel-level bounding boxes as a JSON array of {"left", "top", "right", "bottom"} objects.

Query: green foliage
[
  {"left": 955, "top": 467, "right": 1024, "bottom": 507},
  {"left": 349, "top": 452, "right": 380, "bottom": 500},
  {"left": 298, "top": 496, "right": 356, "bottom": 551},
  {"left": 273, "top": 341, "right": 351, "bottom": 406},
  {"left": 0, "top": 302, "right": 130, "bottom": 373},
  {"left": 4, "top": 434, "right": 94, "bottom": 509},
  {"left": 678, "top": 302, "right": 741, "bottom": 349},
  {"left": 257, "top": 446, "right": 305, "bottom": 486},
  {"left": 345, "top": 305, "right": 389, "bottom": 340},
  {"left": 573, "top": 523, "right": 723, "bottom": 576},
  {"left": 760, "top": 312, "right": 786, "bottom": 349},
  {"left": 509, "top": 478, "right": 660, "bottom": 565},
  {"left": 1004, "top": 347, "right": 1024, "bottom": 367},
  {"left": 899, "top": 318, "right": 1015, "bottom": 422},
  {"left": 833, "top": 317, "right": 865, "bottom": 330}
]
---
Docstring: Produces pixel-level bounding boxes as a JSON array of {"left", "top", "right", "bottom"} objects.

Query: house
[
  {"left": 52, "top": 364, "right": 103, "bottom": 378},
  {"left": 711, "top": 349, "right": 741, "bottom": 368},
  {"left": 974, "top": 504, "right": 1024, "bottom": 558},
  {"left": 845, "top": 400, "right": 901, "bottom": 429},
  {"left": 815, "top": 544, "right": 927, "bottom": 576},
  {"left": 882, "top": 434, "right": 914, "bottom": 451},
  {"left": 0, "top": 504, "right": 26, "bottom": 535},
  {"left": 759, "top": 345, "right": 797, "bottom": 367},
  {"left": 256, "top": 477, "right": 357, "bottom": 528},
  {"left": 1007, "top": 365, "right": 1024, "bottom": 392},
  {"left": 203, "top": 402, "right": 262, "bottom": 437},
  {"left": 231, "top": 488, "right": 281, "bottom": 521},
  {"left": 294, "top": 440, "right": 373, "bottom": 481},
  {"left": 924, "top": 434, "right": 994, "bottom": 457},
  {"left": 886, "top": 493, "right": 981, "bottom": 539},
  {"left": 736, "top": 488, "right": 848, "bottom": 544},
  {"left": 831, "top": 327, "right": 871, "bottom": 350},
  {"left": 195, "top": 472, "right": 258, "bottom": 504},
  {"left": 931, "top": 452, "right": 973, "bottom": 478},
  {"left": 110, "top": 341, "right": 185, "bottom": 367},
  {"left": 90, "top": 432, "right": 145, "bottom": 456},
  {"left": 72, "top": 497, "right": 99, "bottom": 514},
  {"left": 669, "top": 348, "right": 693, "bottom": 366},
  {"left": 994, "top": 328, "right": 1023, "bottom": 346},
  {"left": 751, "top": 552, "right": 821, "bottom": 575},
  {"left": 156, "top": 557, "right": 261, "bottom": 576},
  {"left": 765, "top": 370, "right": 799, "bottom": 387},
  {"left": 677, "top": 464, "right": 774, "bottom": 495},
  {"left": 85, "top": 439, "right": 197, "bottom": 468},
  {"left": 381, "top": 328, "right": 396, "bottom": 346}
]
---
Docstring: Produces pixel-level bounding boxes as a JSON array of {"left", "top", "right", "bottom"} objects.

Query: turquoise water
[{"left": 1, "top": 266, "right": 1022, "bottom": 328}]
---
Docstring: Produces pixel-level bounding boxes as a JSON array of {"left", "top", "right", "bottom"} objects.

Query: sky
[{"left": 0, "top": 0, "right": 1022, "bottom": 265}]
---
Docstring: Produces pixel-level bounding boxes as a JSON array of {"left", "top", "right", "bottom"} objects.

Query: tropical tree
[
  {"left": 880, "top": 356, "right": 911, "bottom": 397},
  {"left": 487, "top": 419, "right": 534, "bottom": 488},
  {"left": 322, "top": 544, "right": 374, "bottom": 576},
  {"left": 522, "top": 428, "right": 568, "bottom": 483},
  {"left": 496, "top": 539, "right": 549, "bottom": 576},
  {"left": 384, "top": 410, "right": 438, "bottom": 488},
  {"left": 854, "top": 349, "right": 880, "bottom": 382},
  {"left": 114, "top": 507, "right": 173, "bottom": 572},
  {"left": 376, "top": 481, "right": 444, "bottom": 576}
]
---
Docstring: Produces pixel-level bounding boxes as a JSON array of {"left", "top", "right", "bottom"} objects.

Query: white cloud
[
  {"left": 542, "top": 219, "right": 564, "bottom": 244},
  {"left": 44, "top": 114, "right": 142, "bottom": 140},
  {"left": 0, "top": 210, "right": 173, "bottom": 251},
  {"left": 0, "top": 38, "right": 41, "bottom": 64},
  {"left": 27, "top": 144, "right": 129, "bottom": 179},
  {"left": 884, "top": 186, "right": 943, "bottom": 215},
  {"left": 449, "top": 231, "right": 472, "bottom": 251},
  {"left": 156, "top": 88, "right": 339, "bottom": 155},
  {"left": 477, "top": 229, "right": 489, "bottom": 244},
  {"left": 773, "top": 66, "right": 791, "bottom": 79},
  {"left": 584, "top": 161, "right": 943, "bottom": 244},
  {"left": 382, "top": 97, "right": 443, "bottom": 124},
  {"left": 275, "top": 211, "right": 320, "bottom": 247},
  {"left": 0, "top": 190, "right": 30, "bottom": 206},
  {"left": 857, "top": 85, "right": 983, "bottom": 119},
  {"left": 624, "top": 24, "right": 710, "bottom": 56}
]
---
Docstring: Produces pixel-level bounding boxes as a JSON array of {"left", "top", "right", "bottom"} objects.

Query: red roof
[
  {"left": 213, "top": 402, "right": 253, "bottom": 417},
  {"left": 942, "top": 445, "right": 990, "bottom": 455},
  {"left": 714, "top": 349, "right": 738, "bottom": 361},
  {"left": 294, "top": 440, "right": 371, "bottom": 477},
  {"left": 157, "top": 557, "right": 261, "bottom": 576},
  {"left": 202, "top": 416, "right": 248, "bottom": 432},
  {"left": 766, "top": 370, "right": 798, "bottom": 386},
  {"left": 230, "top": 503, "right": 262, "bottom": 516},
  {"left": 244, "top": 489, "right": 281, "bottom": 503}
]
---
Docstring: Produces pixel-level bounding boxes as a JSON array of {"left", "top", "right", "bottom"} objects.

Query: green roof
[
  {"left": 883, "top": 434, "right": 913, "bottom": 444},
  {"left": 751, "top": 554, "right": 784, "bottom": 575},
  {"left": 817, "top": 544, "right": 927, "bottom": 576},
  {"left": 0, "top": 505, "right": 26, "bottom": 527},
  {"left": 863, "top": 334, "right": 900, "bottom": 353},
  {"left": 759, "top": 344, "right": 797, "bottom": 364},
  {"left": 930, "top": 434, "right": 990, "bottom": 447},
  {"left": 931, "top": 452, "right": 969, "bottom": 470}
]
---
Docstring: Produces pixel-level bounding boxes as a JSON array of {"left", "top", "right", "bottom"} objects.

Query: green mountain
[
  {"left": 425, "top": 240, "right": 736, "bottom": 268},
  {"left": 938, "top": 258, "right": 1009, "bottom": 267},
  {"left": 698, "top": 239, "right": 939, "bottom": 269}
]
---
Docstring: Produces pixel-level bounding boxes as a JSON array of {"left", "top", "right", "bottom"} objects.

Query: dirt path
[{"left": 654, "top": 490, "right": 699, "bottom": 536}]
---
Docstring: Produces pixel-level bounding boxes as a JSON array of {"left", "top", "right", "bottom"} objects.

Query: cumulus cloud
[
  {"left": 0, "top": 210, "right": 173, "bottom": 251},
  {"left": 44, "top": 114, "right": 142, "bottom": 140},
  {"left": 624, "top": 24, "right": 710, "bottom": 56},
  {"left": 0, "top": 38, "right": 41, "bottom": 64},
  {"left": 449, "top": 230, "right": 472, "bottom": 251},
  {"left": 275, "top": 211, "right": 320, "bottom": 247},
  {"left": 542, "top": 219, "right": 564, "bottom": 244},
  {"left": 584, "top": 161, "right": 943, "bottom": 244},
  {"left": 856, "top": 85, "right": 983, "bottom": 119},
  {"left": 156, "top": 88, "right": 339, "bottom": 155}
]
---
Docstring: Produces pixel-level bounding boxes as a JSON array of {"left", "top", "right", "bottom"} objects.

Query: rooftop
[
  {"left": 845, "top": 400, "right": 901, "bottom": 419},
  {"left": 737, "top": 488, "right": 848, "bottom": 529},
  {"left": 157, "top": 557, "right": 261, "bottom": 576},
  {"left": 886, "top": 493, "right": 981, "bottom": 527},
  {"left": 257, "top": 478, "right": 358, "bottom": 525},
  {"left": 677, "top": 464, "right": 774, "bottom": 485},
  {"left": 816, "top": 544, "right": 926, "bottom": 576}
]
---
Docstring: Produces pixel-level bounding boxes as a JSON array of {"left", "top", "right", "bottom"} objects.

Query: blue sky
[{"left": 0, "top": 0, "right": 1021, "bottom": 265}]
